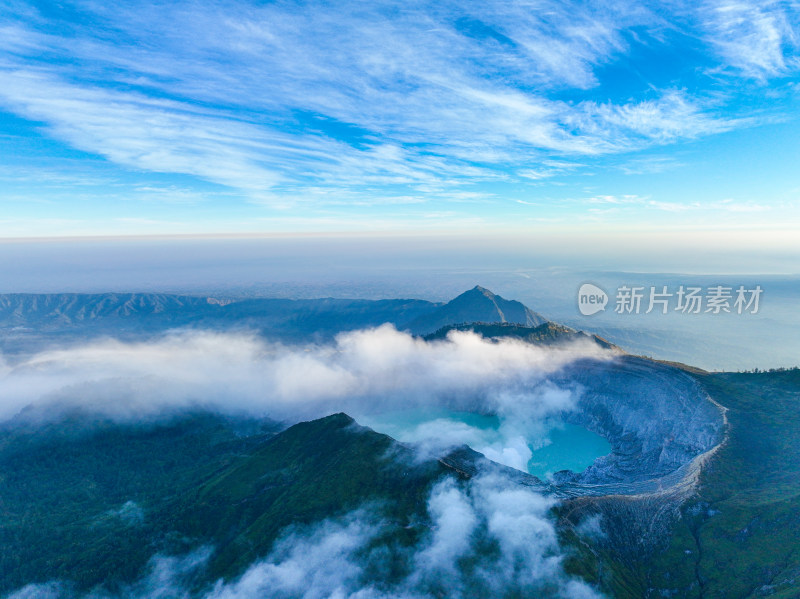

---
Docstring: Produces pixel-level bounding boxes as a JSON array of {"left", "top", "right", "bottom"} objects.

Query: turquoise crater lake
[{"left": 361, "top": 408, "right": 611, "bottom": 480}]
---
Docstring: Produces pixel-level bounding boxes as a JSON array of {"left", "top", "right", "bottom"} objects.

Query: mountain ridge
[
  {"left": 405, "top": 285, "right": 549, "bottom": 334},
  {"left": 0, "top": 286, "right": 557, "bottom": 354},
  {"left": 423, "top": 321, "right": 618, "bottom": 350}
]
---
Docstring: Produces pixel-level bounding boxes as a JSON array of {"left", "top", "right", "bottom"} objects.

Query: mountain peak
[
  {"left": 404, "top": 286, "right": 549, "bottom": 335},
  {"left": 302, "top": 412, "right": 356, "bottom": 430},
  {"left": 452, "top": 285, "right": 509, "bottom": 301},
  {"left": 465, "top": 285, "right": 495, "bottom": 298}
]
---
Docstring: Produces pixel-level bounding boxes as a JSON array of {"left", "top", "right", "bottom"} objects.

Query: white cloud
[
  {"left": 103, "top": 501, "right": 146, "bottom": 527},
  {"left": 571, "top": 91, "right": 739, "bottom": 149},
  {"left": 205, "top": 515, "right": 373, "bottom": 599},
  {"left": 5, "top": 477, "right": 605, "bottom": 598},
  {"left": 0, "top": 325, "right": 612, "bottom": 425},
  {"left": 0, "top": 323, "right": 615, "bottom": 599},
  {"left": 575, "top": 514, "right": 606, "bottom": 540},
  {"left": 5, "top": 582, "right": 64, "bottom": 599},
  {"left": 699, "top": 0, "right": 800, "bottom": 79},
  {"left": 586, "top": 194, "right": 648, "bottom": 205},
  {"left": 518, "top": 160, "right": 586, "bottom": 181},
  {"left": 580, "top": 195, "right": 771, "bottom": 214},
  {"left": 0, "top": 69, "right": 284, "bottom": 191},
  {"left": 0, "top": 0, "right": 780, "bottom": 202},
  {"left": 202, "top": 474, "right": 603, "bottom": 598},
  {"left": 145, "top": 475, "right": 600, "bottom": 599},
  {"left": 617, "top": 155, "right": 684, "bottom": 175}
]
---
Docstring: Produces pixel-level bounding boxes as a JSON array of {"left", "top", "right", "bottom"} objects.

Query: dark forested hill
[{"left": 0, "top": 411, "right": 458, "bottom": 594}]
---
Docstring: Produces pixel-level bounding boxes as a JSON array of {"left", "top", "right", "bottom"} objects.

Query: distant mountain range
[{"left": 0, "top": 285, "right": 553, "bottom": 352}]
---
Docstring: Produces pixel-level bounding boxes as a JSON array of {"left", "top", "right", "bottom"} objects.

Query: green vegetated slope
[
  {"left": 568, "top": 368, "right": 800, "bottom": 598},
  {"left": 2, "top": 346, "right": 799, "bottom": 598},
  {"left": 0, "top": 411, "right": 280, "bottom": 592},
  {"left": 0, "top": 411, "right": 452, "bottom": 594},
  {"left": 164, "top": 413, "right": 450, "bottom": 585},
  {"left": 652, "top": 369, "right": 800, "bottom": 599}
]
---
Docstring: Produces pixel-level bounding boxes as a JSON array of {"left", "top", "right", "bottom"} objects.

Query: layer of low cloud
[
  {"left": 0, "top": 325, "right": 609, "bottom": 422},
  {"left": 7, "top": 475, "right": 602, "bottom": 599},
  {"left": 0, "top": 327, "right": 614, "bottom": 597},
  {"left": 0, "top": 325, "right": 612, "bottom": 471},
  {"left": 360, "top": 380, "right": 576, "bottom": 472},
  {"left": 205, "top": 475, "right": 602, "bottom": 598}
]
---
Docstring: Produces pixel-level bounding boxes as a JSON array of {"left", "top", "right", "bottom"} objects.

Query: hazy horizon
[{"left": 0, "top": 235, "right": 797, "bottom": 372}]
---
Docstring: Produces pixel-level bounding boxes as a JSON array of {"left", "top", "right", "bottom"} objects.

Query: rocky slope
[
  {"left": 423, "top": 322, "right": 726, "bottom": 498},
  {"left": 552, "top": 356, "right": 726, "bottom": 496}
]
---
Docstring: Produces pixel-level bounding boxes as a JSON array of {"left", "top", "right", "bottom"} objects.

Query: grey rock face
[{"left": 549, "top": 356, "right": 725, "bottom": 496}]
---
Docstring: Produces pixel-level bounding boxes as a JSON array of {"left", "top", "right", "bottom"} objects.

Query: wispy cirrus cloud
[
  {"left": 583, "top": 194, "right": 773, "bottom": 214},
  {"left": 697, "top": 0, "right": 800, "bottom": 79},
  {"left": 0, "top": 0, "right": 797, "bottom": 215},
  {"left": 616, "top": 155, "right": 685, "bottom": 175}
]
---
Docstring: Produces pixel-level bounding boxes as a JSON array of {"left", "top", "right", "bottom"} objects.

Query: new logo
[{"left": 578, "top": 283, "right": 608, "bottom": 316}]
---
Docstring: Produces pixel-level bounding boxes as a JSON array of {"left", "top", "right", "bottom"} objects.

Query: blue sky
[{"left": 0, "top": 0, "right": 799, "bottom": 240}]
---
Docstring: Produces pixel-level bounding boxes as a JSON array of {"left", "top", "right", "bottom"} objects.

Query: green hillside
[
  {"left": 2, "top": 367, "right": 799, "bottom": 597},
  {"left": 0, "top": 411, "right": 453, "bottom": 594},
  {"left": 654, "top": 369, "right": 800, "bottom": 598},
  {"left": 163, "top": 413, "right": 452, "bottom": 585},
  {"left": 559, "top": 368, "right": 800, "bottom": 598}
]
